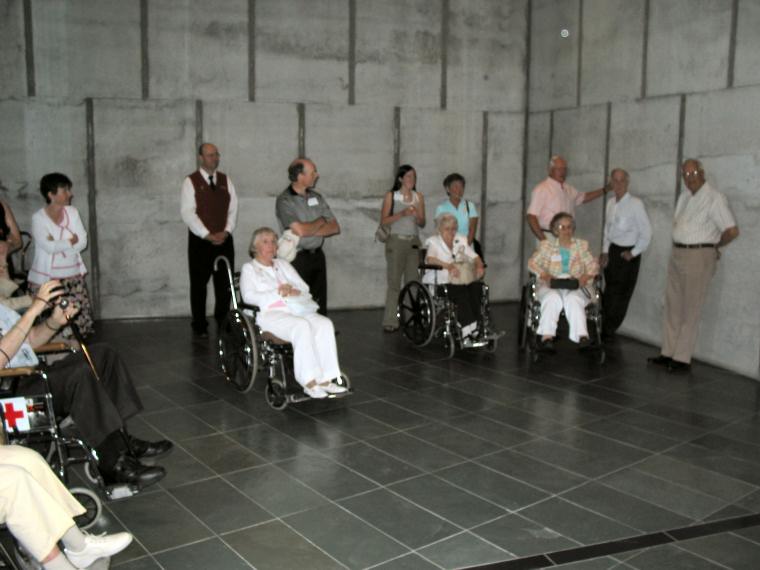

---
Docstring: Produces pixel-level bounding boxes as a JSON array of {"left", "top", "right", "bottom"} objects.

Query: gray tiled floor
[{"left": 76, "top": 305, "right": 760, "bottom": 569}]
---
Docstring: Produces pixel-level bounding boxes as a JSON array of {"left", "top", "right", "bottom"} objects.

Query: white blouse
[
  {"left": 239, "top": 258, "right": 312, "bottom": 313},
  {"left": 28, "top": 206, "right": 88, "bottom": 285},
  {"left": 422, "top": 233, "right": 478, "bottom": 285}
]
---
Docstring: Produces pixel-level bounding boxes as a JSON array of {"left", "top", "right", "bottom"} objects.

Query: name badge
[
  {"left": 550, "top": 254, "right": 562, "bottom": 262},
  {"left": 307, "top": 197, "right": 319, "bottom": 207}
]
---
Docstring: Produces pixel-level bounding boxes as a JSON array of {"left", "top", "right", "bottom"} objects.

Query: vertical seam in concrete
[
  {"left": 195, "top": 100, "right": 203, "bottom": 153},
  {"left": 640, "top": 0, "right": 650, "bottom": 98},
  {"left": 348, "top": 0, "right": 356, "bottom": 105},
  {"left": 548, "top": 110, "right": 555, "bottom": 159},
  {"left": 85, "top": 99, "right": 100, "bottom": 319},
  {"left": 248, "top": 0, "right": 256, "bottom": 101},
  {"left": 22, "top": 0, "right": 35, "bottom": 97},
  {"left": 140, "top": 0, "right": 149, "bottom": 100},
  {"left": 601, "top": 101, "right": 612, "bottom": 250},
  {"left": 297, "top": 103, "right": 306, "bottom": 156},
  {"left": 576, "top": 0, "right": 584, "bottom": 108},
  {"left": 519, "top": 0, "right": 532, "bottom": 287},
  {"left": 480, "top": 111, "right": 488, "bottom": 256},
  {"left": 440, "top": 0, "right": 449, "bottom": 110},
  {"left": 393, "top": 106, "right": 401, "bottom": 173},
  {"left": 727, "top": 0, "right": 739, "bottom": 88},
  {"left": 675, "top": 94, "right": 686, "bottom": 204}
]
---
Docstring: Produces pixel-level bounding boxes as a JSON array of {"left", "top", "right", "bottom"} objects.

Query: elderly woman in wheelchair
[
  {"left": 527, "top": 212, "right": 600, "bottom": 353},
  {"left": 239, "top": 227, "right": 347, "bottom": 400}
]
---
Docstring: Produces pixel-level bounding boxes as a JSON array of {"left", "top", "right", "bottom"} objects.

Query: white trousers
[
  {"left": 257, "top": 311, "right": 341, "bottom": 387},
  {"left": 0, "top": 445, "right": 85, "bottom": 561},
  {"left": 536, "top": 286, "right": 589, "bottom": 343}
]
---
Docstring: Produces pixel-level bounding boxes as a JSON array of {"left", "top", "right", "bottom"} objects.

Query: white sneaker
[
  {"left": 322, "top": 382, "right": 348, "bottom": 394},
  {"left": 303, "top": 385, "right": 328, "bottom": 399},
  {"left": 66, "top": 531, "right": 133, "bottom": 569}
]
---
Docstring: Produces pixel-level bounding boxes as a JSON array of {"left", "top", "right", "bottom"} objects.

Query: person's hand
[
  {"left": 403, "top": 206, "right": 416, "bottom": 217},
  {"left": 0, "top": 241, "right": 8, "bottom": 258},
  {"left": 278, "top": 283, "right": 297, "bottom": 297},
  {"left": 599, "top": 253, "right": 608, "bottom": 268},
  {"left": 69, "top": 233, "right": 79, "bottom": 246},
  {"left": 449, "top": 264, "right": 460, "bottom": 278},
  {"left": 620, "top": 250, "right": 634, "bottom": 262},
  {"left": 579, "top": 274, "right": 592, "bottom": 287},
  {"left": 51, "top": 301, "right": 79, "bottom": 327},
  {"left": 476, "top": 265, "right": 485, "bottom": 279},
  {"left": 33, "top": 280, "right": 65, "bottom": 309}
]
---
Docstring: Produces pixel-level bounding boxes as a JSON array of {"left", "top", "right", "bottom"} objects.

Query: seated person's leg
[
  {"left": 563, "top": 290, "right": 590, "bottom": 343},
  {"left": 447, "top": 284, "right": 479, "bottom": 337},
  {"left": 536, "top": 287, "right": 562, "bottom": 340},
  {"left": 303, "top": 313, "right": 345, "bottom": 394}
]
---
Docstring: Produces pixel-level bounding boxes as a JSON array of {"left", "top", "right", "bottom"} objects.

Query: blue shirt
[
  {"left": 434, "top": 199, "right": 478, "bottom": 235},
  {"left": 559, "top": 247, "right": 571, "bottom": 274}
]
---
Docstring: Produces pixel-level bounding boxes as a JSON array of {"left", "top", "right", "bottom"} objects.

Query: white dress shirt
[
  {"left": 180, "top": 167, "right": 238, "bottom": 238},
  {"left": 672, "top": 182, "right": 736, "bottom": 245},
  {"left": 602, "top": 192, "right": 652, "bottom": 256}
]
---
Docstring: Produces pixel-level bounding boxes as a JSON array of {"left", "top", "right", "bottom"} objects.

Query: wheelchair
[
  {"left": 517, "top": 273, "right": 605, "bottom": 363},
  {"left": 397, "top": 250, "right": 500, "bottom": 358},
  {"left": 215, "top": 257, "right": 351, "bottom": 411}
]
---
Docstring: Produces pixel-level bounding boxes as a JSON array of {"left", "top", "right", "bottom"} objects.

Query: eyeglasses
[
  {"left": 682, "top": 170, "right": 701, "bottom": 178},
  {"left": 556, "top": 224, "right": 573, "bottom": 230}
]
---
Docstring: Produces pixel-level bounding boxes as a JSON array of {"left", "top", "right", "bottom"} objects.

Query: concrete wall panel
[
  {"left": 608, "top": 96, "right": 681, "bottom": 350},
  {"left": 580, "top": 0, "right": 644, "bottom": 105},
  {"left": 683, "top": 86, "right": 760, "bottom": 378},
  {"left": 149, "top": 0, "right": 248, "bottom": 100},
  {"left": 93, "top": 100, "right": 196, "bottom": 319},
  {"left": 551, "top": 105, "right": 607, "bottom": 248},
  {"left": 734, "top": 0, "right": 760, "bottom": 88},
  {"left": 0, "top": 0, "right": 26, "bottom": 98},
  {"left": 33, "top": 0, "right": 141, "bottom": 99},
  {"left": 529, "top": 0, "right": 580, "bottom": 111},
  {"left": 204, "top": 101, "right": 300, "bottom": 268},
  {"left": 447, "top": 0, "right": 527, "bottom": 112},
  {"left": 355, "top": 0, "right": 441, "bottom": 108},
  {"left": 255, "top": 0, "right": 348, "bottom": 105},
  {"left": 523, "top": 112, "right": 552, "bottom": 271},
  {"left": 647, "top": 0, "right": 731, "bottom": 96},
  {"left": 304, "top": 104, "right": 395, "bottom": 309},
  {"left": 485, "top": 112, "right": 524, "bottom": 300}
]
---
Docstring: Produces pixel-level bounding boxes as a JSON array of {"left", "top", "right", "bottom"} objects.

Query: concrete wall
[
  {"left": 527, "top": 0, "right": 760, "bottom": 378},
  {"left": 0, "top": 0, "right": 528, "bottom": 328}
]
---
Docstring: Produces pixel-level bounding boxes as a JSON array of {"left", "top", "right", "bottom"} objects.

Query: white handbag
[{"left": 277, "top": 230, "right": 299, "bottom": 262}]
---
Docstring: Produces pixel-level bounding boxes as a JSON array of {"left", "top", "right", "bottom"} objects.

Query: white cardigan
[
  {"left": 28, "top": 206, "right": 88, "bottom": 284},
  {"left": 239, "top": 258, "right": 312, "bottom": 313}
]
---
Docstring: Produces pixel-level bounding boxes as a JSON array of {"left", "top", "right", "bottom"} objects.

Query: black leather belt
[
  {"left": 673, "top": 243, "right": 716, "bottom": 249},
  {"left": 610, "top": 243, "right": 634, "bottom": 249},
  {"left": 299, "top": 247, "right": 323, "bottom": 255}
]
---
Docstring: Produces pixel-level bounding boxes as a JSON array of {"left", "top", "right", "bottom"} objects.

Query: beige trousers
[
  {"left": 661, "top": 247, "right": 718, "bottom": 363},
  {"left": 0, "top": 445, "right": 85, "bottom": 561},
  {"left": 383, "top": 235, "right": 421, "bottom": 327}
]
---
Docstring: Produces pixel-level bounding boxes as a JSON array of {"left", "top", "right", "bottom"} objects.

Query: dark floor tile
[
  {"left": 262, "top": 412, "right": 358, "bottom": 449},
  {"left": 443, "top": 413, "right": 537, "bottom": 447},
  {"left": 472, "top": 513, "right": 578, "bottom": 557},
  {"left": 635, "top": 402, "right": 726, "bottom": 431},
  {"left": 624, "top": 543, "right": 724, "bottom": 569},
  {"left": 367, "top": 432, "right": 464, "bottom": 471},
  {"left": 448, "top": 377, "right": 530, "bottom": 406},
  {"left": 351, "top": 400, "right": 431, "bottom": 429},
  {"left": 154, "top": 446, "right": 215, "bottom": 489},
  {"left": 326, "top": 441, "right": 422, "bottom": 485},
  {"left": 435, "top": 462, "right": 548, "bottom": 511},
  {"left": 554, "top": 557, "right": 627, "bottom": 569},
  {"left": 224, "top": 520, "right": 343, "bottom": 570},
  {"left": 477, "top": 404, "right": 569, "bottom": 437},
  {"left": 418, "top": 384, "right": 495, "bottom": 412},
  {"left": 284, "top": 503, "right": 409, "bottom": 568},
  {"left": 134, "top": 386, "right": 178, "bottom": 413},
  {"left": 180, "top": 433, "right": 266, "bottom": 473},
  {"left": 141, "top": 408, "right": 217, "bottom": 441},
  {"left": 339, "top": 488, "right": 460, "bottom": 548},
  {"left": 370, "top": 553, "right": 440, "bottom": 570},
  {"left": 276, "top": 453, "right": 378, "bottom": 500},
  {"left": 152, "top": 380, "right": 219, "bottom": 406},
  {"left": 666, "top": 442, "right": 760, "bottom": 486},
  {"left": 226, "top": 424, "right": 316, "bottom": 461},
  {"left": 224, "top": 464, "right": 328, "bottom": 517},
  {"left": 184, "top": 399, "right": 257, "bottom": 431},
  {"left": 580, "top": 417, "right": 680, "bottom": 452},
  {"left": 385, "top": 391, "right": 476, "bottom": 421},
  {"left": 154, "top": 538, "right": 251, "bottom": 570},
  {"left": 416, "top": 531, "right": 513, "bottom": 569},
  {"left": 520, "top": 498, "right": 637, "bottom": 545},
  {"left": 678, "top": 532, "right": 760, "bottom": 569},
  {"left": 107, "top": 491, "right": 212, "bottom": 553},
  {"left": 112, "top": 556, "right": 161, "bottom": 569},
  {"left": 307, "top": 406, "right": 397, "bottom": 439},
  {"left": 478, "top": 449, "right": 588, "bottom": 494},
  {"left": 406, "top": 422, "right": 502, "bottom": 458},
  {"left": 169, "top": 477, "right": 273, "bottom": 533},
  {"left": 395, "top": 362, "right": 472, "bottom": 384},
  {"left": 690, "top": 433, "right": 760, "bottom": 466},
  {"left": 389, "top": 474, "right": 506, "bottom": 528}
]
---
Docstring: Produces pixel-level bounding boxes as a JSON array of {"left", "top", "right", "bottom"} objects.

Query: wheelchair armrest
[
  {"left": 239, "top": 302, "right": 260, "bottom": 314},
  {"left": 419, "top": 263, "right": 444, "bottom": 271},
  {"left": 0, "top": 366, "right": 39, "bottom": 378},
  {"left": 35, "top": 342, "right": 77, "bottom": 355}
]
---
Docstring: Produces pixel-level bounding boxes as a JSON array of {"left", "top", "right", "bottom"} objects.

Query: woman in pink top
[{"left": 28, "top": 173, "right": 93, "bottom": 336}]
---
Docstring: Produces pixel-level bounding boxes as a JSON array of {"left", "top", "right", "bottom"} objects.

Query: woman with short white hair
[{"left": 239, "top": 227, "right": 346, "bottom": 399}]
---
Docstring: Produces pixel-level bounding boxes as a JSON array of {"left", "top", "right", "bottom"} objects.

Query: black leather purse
[{"left": 550, "top": 278, "right": 579, "bottom": 290}]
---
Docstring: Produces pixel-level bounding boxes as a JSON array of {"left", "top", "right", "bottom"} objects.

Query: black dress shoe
[
  {"left": 129, "top": 436, "right": 173, "bottom": 459},
  {"left": 539, "top": 339, "right": 556, "bottom": 353},
  {"left": 103, "top": 454, "right": 165, "bottom": 489},
  {"left": 667, "top": 360, "right": 691, "bottom": 374},
  {"left": 647, "top": 354, "right": 672, "bottom": 367}
]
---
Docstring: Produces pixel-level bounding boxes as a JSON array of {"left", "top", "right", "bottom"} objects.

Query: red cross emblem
[{"left": 1, "top": 398, "right": 30, "bottom": 432}]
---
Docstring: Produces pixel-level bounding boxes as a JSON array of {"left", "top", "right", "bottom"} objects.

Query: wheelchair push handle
[{"left": 214, "top": 256, "right": 238, "bottom": 311}]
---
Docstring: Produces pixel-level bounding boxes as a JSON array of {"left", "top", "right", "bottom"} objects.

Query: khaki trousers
[
  {"left": 661, "top": 247, "right": 717, "bottom": 363},
  {"left": 0, "top": 445, "right": 85, "bottom": 561},
  {"left": 383, "top": 235, "right": 421, "bottom": 327}
]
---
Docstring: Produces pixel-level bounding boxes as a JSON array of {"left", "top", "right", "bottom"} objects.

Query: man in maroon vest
[{"left": 180, "top": 143, "right": 238, "bottom": 337}]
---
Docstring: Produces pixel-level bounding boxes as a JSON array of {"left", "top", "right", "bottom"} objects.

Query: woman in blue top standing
[
  {"left": 379, "top": 165, "right": 426, "bottom": 332},
  {"left": 434, "top": 173, "right": 481, "bottom": 259}
]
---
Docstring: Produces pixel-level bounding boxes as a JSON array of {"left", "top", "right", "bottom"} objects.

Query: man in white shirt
[
  {"left": 526, "top": 155, "right": 607, "bottom": 241},
  {"left": 600, "top": 168, "right": 652, "bottom": 340},
  {"left": 648, "top": 159, "right": 739, "bottom": 373},
  {"left": 180, "top": 143, "right": 239, "bottom": 337}
]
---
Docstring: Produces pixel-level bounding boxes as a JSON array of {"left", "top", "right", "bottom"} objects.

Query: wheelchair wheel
[
  {"left": 218, "top": 309, "right": 258, "bottom": 393},
  {"left": 398, "top": 281, "right": 436, "bottom": 347},
  {"left": 70, "top": 486, "right": 102, "bottom": 530},
  {"left": 444, "top": 321, "right": 457, "bottom": 359},
  {"left": 265, "top": 377, "right": 288, "bottom": 411}
]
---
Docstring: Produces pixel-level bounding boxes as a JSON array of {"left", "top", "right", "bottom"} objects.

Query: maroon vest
[{"left": 189, "top": 170, "right": 230, "bottom": 233}]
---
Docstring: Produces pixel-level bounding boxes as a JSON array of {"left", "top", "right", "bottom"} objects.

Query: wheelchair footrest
[{"left": 105, "top": 483, "right": 142, "bottom": 501}]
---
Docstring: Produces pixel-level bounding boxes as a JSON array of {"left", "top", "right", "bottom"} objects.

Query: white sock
[
  {"left": 61, "top": 525, "right": 87, "bottom": 552},
  {"left": 42, "top": 552, "right": 77, "bottom": 570}
]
